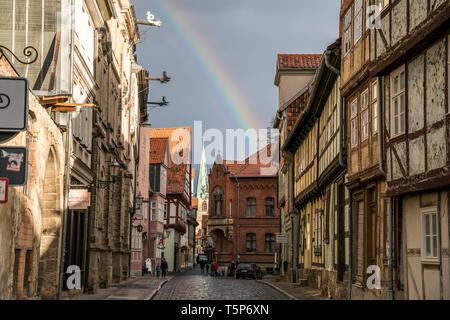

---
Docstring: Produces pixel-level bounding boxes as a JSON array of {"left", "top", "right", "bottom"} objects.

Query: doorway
[{"left": 337, "top": 183, "right": 345, "bottom": 282}]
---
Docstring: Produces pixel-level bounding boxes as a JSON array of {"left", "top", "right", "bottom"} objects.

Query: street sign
[
  {"left": 0, "top": 147, "right": 27, "bottom": 186},
  {"left": 276, "top": 233, "right": 288, "bottom": 244},
  {"left": 0, "top": 77, "right": 28, "bottom": 132},
  {"left": 0, "top": 178, "right": 8, "bottom": 203}
]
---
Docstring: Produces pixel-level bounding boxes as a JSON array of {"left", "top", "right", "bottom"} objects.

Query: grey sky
[{"left": 133, "top": 0, "right": 340, "bottom": 163}]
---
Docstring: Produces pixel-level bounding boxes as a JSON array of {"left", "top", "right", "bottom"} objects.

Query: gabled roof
[
  {"left": 150, "top": 138, "right": 168, "bottom": 164},
  {"left": 150, "top": 127, "right": 192, "bottom": 195},
  {"left": 213, "top": 144, "right": 278, "bottom": 178},
  {"left": 277, "top": 54, "right": 322, "bottom": 70}
]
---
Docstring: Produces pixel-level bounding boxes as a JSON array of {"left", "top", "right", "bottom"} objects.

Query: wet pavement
[{"left": 153, "top": 267, "right": 287, "bottom": 300}]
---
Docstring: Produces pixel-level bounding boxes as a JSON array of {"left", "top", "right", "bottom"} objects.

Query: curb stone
[
  {"left": 147, "top": 276, "right": 175, "bottom": 300},
  {"left": 256, "top": 280, "right": 298, "bottom": 301}
]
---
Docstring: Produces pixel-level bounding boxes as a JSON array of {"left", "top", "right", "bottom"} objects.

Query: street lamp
[
  {"left": 95, "top": 158, "right": 121, "bottom": 189},
  {"left": 136, "top": 193, "right": 144, "bottom": 210}
]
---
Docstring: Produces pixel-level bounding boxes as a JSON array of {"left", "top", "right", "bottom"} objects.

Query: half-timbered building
[
  {"left": 340, "top": 0, "right": 392, "bottom": 300},
  {"left": 369, "top": 0, "right": 450, "bottom": 300},
  {"left": 273, "top": 54, "right": 321, "bottom": 281},
  {"left": 283, "top": 40, "right": 350, "bottom": 299}
]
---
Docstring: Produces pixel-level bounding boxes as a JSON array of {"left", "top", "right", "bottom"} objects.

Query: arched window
[
  {"left": 265, "top": 198, "right": 275, "bottom": 217},
  {"left": 202, "top": 200, "right": 207, "bottom": 212},
  {"left": 246, "top": 198, "right": 256, "bottom": 217},
  {"left": 265, "top": 234, "right": 275, "bottom": 253},
  {"left": 211, "top": 187, "right": 224, "bottom": 217},
  {"left": 246, "top": 233, "right": 256, "bottom": 252}
]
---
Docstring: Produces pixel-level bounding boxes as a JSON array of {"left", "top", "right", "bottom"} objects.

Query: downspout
[
  {"left": 347, "top": 189, "right": 353, "bottom": 300},
  {"left": 388, "top": 197, "right": 394, "bottom": 300},
  {"left": 58, "top": 0, "right": 75, "bottom": 300}
]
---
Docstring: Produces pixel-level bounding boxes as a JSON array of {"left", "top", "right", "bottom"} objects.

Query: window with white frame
[
  {"left": 344, "top": 8, "right": 352, "bottom": 56},
  {"left": 376, "top": 0, "right": 389, "bottom": 12},
  {"left": 151, "top": 202, "right": 157, "bottom": 221},
  {"left": 390, "top": 66, "right": 406, "bottom": 137},
  {"left": 421, "top": 207, "right": 439, "bottom": 262},
  {"left": 372, "top": 81, "right": 378, "bottom": 134},
  {"left": 354, "top": 0, "right": 363, "bottom": 43},
  {"left": 351, "top": 99, "right": 358, "bottom": 147},
  {"left": 361, "top": 89, "right": 369, "bottom": 141}
]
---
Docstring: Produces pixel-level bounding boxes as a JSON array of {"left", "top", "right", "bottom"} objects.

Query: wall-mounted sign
[
  {"left": 0, "top": 77, "right": 28, "bottom": 132},
  {"left": 276, "top": 233, "right": 288, "bottom": 244},
  {"left": 68, "top": 189, "right": 91, "bottom": 210},
  {"left": 0, "top": 178, "right": 8, "bottom": 203},
  {"left": 0, "top": 147, "right": 27, "bottom": 186}
]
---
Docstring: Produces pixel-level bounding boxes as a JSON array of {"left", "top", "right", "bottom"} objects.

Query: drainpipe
[
  {"left": 347, "top": 190, "right": 353, "bottom": 300},
  {"left": 388, "top": 197, "right": 394, "bottom": 300}
]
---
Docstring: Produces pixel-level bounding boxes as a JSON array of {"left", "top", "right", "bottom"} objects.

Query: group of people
[
  {"left": 199, "top": 260, "right": 219, "bottom": 276},
  {"left": 144, "top": 258, "right": 169, "bottom": 278}
]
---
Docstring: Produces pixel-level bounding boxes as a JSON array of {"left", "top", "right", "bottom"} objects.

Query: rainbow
[{"left": 148, "top": 0, "right": 264, "bottom": 131}]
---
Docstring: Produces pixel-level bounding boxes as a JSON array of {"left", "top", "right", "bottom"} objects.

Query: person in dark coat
[
  {"left": 200, "top": 260, "right": 205, "bottom": 274},
  {"left": 205, "top": 262, "right": 210, "bottom": 275},
  {"left": 161, "top": 258, "right": 168, "bottom": 278}
]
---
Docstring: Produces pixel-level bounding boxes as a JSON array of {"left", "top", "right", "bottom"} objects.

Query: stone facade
[{"left": 0, "top": 54, "right": 65, "bottom": 300}]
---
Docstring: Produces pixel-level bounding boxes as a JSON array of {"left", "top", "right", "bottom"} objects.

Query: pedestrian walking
[
  {"left": 205, "top": 263, "right": 209, "bottom": 275},
  {"left": 213, "top": 261, "right": 219, "bottom": 277},
  {"left": 210, "top": 262, "right": 215, "bottom": 276},
  {"left": 200, "top": 261, "right": 205, "bottom": 274},
  {"left": 156, "top": 264, "right": 161, "bottom": 277},
  {"left": 161, "top": 258, "right": 168, "bottom": 278}
]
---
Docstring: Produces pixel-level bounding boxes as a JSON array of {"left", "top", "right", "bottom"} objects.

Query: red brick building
[{"left": 207, "top": 145, "right": 280, "bottom": 273}]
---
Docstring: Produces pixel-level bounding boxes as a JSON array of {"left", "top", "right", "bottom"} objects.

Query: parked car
[{"left": 235, "top": 263, "right": 263, "bottom": 280}]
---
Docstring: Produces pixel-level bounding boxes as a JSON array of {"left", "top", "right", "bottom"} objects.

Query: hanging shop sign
[
  {"left": 0, "top": 178, "right": 8, "bottom": 203},
  {"left": 0, "top": 77, "right": 28, "bottom": 132},
  {"left": 0, "top": 147, "right": 27, "bottom": 186},
  {"left": 68, "top": 189, "right": 91, "bottom": 210},
  {"left": 276, "top": 233, "right": 288, "bottom": 244}
]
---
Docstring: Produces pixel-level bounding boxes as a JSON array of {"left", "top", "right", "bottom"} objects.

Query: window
[
  {"left": 246, "top": 198, "right": 256, "bottom": 217},
  {"left": 391, "top": 66, "right": 406, "bottom": 137},
  {"left": 351, "top": 99, "right": 358, "bottom": 147},
  {"left": 376, "top": 0, "right": 389, "bottom": 12},
  {"left": 372, "top": 81, "right": 378, "bottom": 134},
  {"left": 150, "top": 164, "right": 161, "bottom": 192},
  {"left": 246, "top": 233, "right": 256, "bottom": 252},
  {"left": 314, "top": 209, "right": 323, "bottom": 254},
  {"left": 265, "top": 198, "right": 275, "bottom": 217},
  {"left": 202, "top": 200, "right": 207, "bottom": 212},
  {"left": 229, "top": 200, "right": 232, "bottom": 218},
  {"left": 164, "top": 202, "right": 168, "bottom": 220},
  {"left": 344, "top": 8, "right": 352, "bottom": 55},
  {"left": 361, "top": 89, "right": 369, "bottom": 141},
  {"left": 422, "top": 207, "right": 439, "bottom": 262},
  {"left": 354, "top": 0, "right": 363, "bottom": 43},
  {"left": 265, "top": 234, "right": 275, "bottom": 253},
  {"left": 151, "top": 202, "right": 156, "bottom": 221}
]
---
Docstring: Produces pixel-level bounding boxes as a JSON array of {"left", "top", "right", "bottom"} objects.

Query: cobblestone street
[{"left": 153, "top": 268, "right": 287, "bottom": 300}]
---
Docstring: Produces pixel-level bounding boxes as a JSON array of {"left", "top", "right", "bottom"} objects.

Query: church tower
[{"left": 195, "top": 141, "right": 209, "bottom": 255}]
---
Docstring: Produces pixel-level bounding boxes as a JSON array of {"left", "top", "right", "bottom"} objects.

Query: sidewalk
[
  {"left": 257, "top": 275, "right": 326, "bottom": 300},
  {"left": 65, "top": 275, "right": 174, "bottom": 300}
]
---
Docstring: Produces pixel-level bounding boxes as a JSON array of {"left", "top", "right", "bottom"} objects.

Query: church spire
[{"left": 196, "top": 139, "right": 209, "bottom": 199}]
